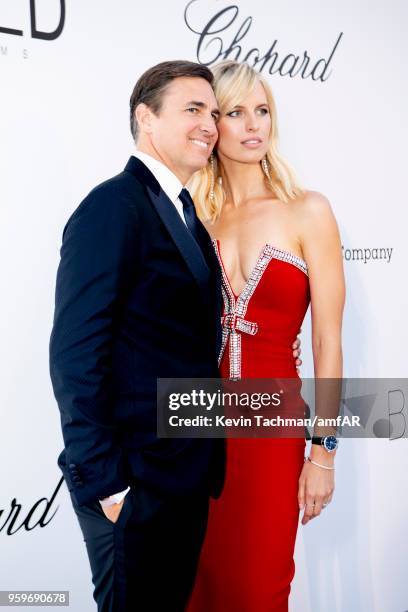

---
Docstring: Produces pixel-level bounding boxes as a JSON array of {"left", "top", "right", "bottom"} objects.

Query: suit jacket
[{"left": 49, "top": 156, "right": 225, "bottom": 506}]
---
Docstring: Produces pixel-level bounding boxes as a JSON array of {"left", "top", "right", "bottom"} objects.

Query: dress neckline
[{"left": 213, "top": 239, "right": 308, "bottom": 300}]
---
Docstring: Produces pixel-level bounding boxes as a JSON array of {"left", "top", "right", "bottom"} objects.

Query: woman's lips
[{"left": 241, "top": 139, "right": 263, "bottom": 148}]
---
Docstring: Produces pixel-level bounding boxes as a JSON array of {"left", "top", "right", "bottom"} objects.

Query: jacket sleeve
[{"left": 49, "top": 185, "right": 139, "bottom": 506}]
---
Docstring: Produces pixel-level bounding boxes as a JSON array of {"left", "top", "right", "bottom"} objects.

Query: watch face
[{"left": 323, "top": 436, "right": 338, "bottom": 451}]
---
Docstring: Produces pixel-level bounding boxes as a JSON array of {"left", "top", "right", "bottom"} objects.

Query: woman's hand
[
  {"left": 298, "top": 448, "right": 335, "bottom": 525},
  {"left": 292, "top": 332, "right": 302, "bottom": 374}
]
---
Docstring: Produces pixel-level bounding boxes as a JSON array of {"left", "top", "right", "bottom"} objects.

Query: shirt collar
[{"left": 133, "top": 149, "right": 183, "bottom": 204}]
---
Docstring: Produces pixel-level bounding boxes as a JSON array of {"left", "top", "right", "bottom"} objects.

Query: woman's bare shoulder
[
  {"left": 291, "top": 190, "right": 336, "bottom": 227},
  {"left": 292, "top": 189, "right": 331, "bottom": 213},
  {"left": 292, "top": 191, "right": 341, "bottom": 253}
]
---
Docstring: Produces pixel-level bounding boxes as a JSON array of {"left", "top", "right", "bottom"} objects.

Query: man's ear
[{"left": 135, "top": 103, "right": 154, "bottom": 135}]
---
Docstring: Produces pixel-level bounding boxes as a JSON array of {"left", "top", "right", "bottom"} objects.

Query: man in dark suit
[{"left": 49, "top": 61, "right": 224, "bottom": 612}]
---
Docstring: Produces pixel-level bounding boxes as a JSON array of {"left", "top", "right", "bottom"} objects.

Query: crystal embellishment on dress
[
  {"left": 267, "top": 246, "right": 308, "bottom": 276},
  {"left": 213, "top": 240, "right": 308, "bottom": 380}
]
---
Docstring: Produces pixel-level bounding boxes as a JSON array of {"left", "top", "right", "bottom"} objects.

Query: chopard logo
[
  {"left": 342, "top": 245, "right": 393, "bottom": 264},
  {"left": 184, "top": 0, "right": 343, "bottom": 81}
]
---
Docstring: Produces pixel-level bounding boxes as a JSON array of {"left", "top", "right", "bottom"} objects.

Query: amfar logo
[
  {"left": 0, "top": 0, "right": 65, "bottom": 41},
  {"left": 184, "top": 0, "right": 343, "bottom": 81}
]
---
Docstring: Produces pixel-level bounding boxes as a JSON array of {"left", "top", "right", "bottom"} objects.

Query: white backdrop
[{"left": 1, "top": 1, "right": 407, "bottom": 611}]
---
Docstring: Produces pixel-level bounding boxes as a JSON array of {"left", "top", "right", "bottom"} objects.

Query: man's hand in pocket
[{"left": 100, "top": 498, "right": 125, "bottom": 524}]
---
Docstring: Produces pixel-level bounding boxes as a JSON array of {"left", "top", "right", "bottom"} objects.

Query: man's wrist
[{"left": 99, "top": 487, "right": 130, "bottom": 508}]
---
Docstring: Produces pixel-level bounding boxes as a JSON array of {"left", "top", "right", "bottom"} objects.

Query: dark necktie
[{"left": 178, "top": 188, "right": 207, "bottom": 253}]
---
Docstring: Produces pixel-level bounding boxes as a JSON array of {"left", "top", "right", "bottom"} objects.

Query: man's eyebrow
[{"left": 185, "top": 100, "right": 220, "bottom": 115}]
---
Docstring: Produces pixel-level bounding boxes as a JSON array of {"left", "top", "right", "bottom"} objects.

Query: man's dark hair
[{"left": 129, "top": 60, "right": 214, "bottom": 141}]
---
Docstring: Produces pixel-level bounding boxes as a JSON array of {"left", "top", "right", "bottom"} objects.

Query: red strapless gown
[{"left": 187, "top": 241, "right": 311, "bottom": 612}]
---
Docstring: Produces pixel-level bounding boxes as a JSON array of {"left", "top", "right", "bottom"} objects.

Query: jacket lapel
[
  {"left": 124, "top": 156, "right": 211, "bottom": 294},
  {"left": 146, "top": 184, "right": 211, "bottom": 291}
]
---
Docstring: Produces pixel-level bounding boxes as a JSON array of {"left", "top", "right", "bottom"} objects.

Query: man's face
[{"left": 147, "top": 77, "right": 219, "bottom": 183}]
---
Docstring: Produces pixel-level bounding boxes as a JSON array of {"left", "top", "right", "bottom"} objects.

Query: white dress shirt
[{"left": 100, "top": 150, "right": 190, "bottom": 507}]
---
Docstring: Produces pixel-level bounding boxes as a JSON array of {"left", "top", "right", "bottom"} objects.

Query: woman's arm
[
  {"left": 301, "top": 190, "right": 345, "bottom": 378},
  {"left": 297, "top": 190, "right": 345, "bottom": 524}
]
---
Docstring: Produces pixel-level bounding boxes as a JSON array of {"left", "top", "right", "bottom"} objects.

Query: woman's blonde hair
[{"left": 188, "top": 60, "right": 304, "bottom": 223}]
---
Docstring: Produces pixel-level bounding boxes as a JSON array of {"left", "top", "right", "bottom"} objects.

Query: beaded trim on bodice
[{"left": 213, "top": 240, "right": 308, "bottom": 380}]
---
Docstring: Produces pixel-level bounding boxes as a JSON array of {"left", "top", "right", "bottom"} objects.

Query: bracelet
[{"left": 305, "top": 456, "right": 335, "bottom": 471}]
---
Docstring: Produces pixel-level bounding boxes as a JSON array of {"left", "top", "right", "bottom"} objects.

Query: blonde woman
[{"left": 187, "top": 61, "right": 345, "bottom": 611}]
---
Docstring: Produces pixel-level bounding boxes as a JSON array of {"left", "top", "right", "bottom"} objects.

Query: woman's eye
[
  {"left": 227, "top": 111, "right": 241, "bottom": 117},
  {"left": 257, "top": 107, "right": 269, "bottom": 115}
]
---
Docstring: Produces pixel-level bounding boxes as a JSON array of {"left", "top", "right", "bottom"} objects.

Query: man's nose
[{"left": 199, "top": 115, "right": 217, "bottom": 136}]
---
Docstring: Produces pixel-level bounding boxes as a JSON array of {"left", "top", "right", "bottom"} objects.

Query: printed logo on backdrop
[
  {"left": 0, "top": 0, "right": 65, "bottom": 60},
  {"left": 184, "top": 0, "right": 343, "bottom": 80},
  {"left": 0, "top": 478, "right": 63, "bottom": 536},
  {"left": 342, "top": 245, "right": 393, "bottom": 264}
]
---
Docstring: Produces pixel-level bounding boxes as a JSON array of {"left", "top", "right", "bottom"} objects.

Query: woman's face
[{"left": 215, "top": 80, "right": 271, "bottom": 165}]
